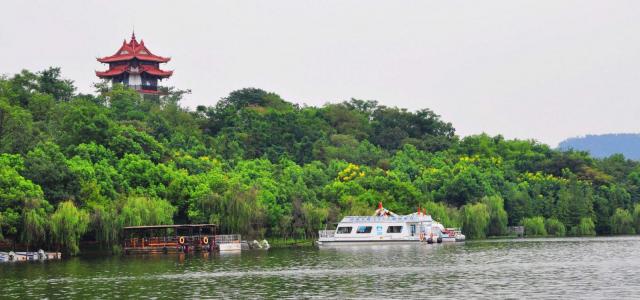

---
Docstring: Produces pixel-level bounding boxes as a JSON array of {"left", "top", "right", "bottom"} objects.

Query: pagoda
[{"left": 96, "top": 33, "right": 173, "bottom": 94}]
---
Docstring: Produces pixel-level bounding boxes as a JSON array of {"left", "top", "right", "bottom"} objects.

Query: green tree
[
  {"left": 23, "top": 142, "right": 78, "bottom": 203},
  {"left": 0, "top": 99, "right": 35, "bottom": 154},
  {"left": 0, "top": 162, "right": 45, "bottom": 238},
  {"left": 36, "top": 67, "right": 75, "bottom": 101}
]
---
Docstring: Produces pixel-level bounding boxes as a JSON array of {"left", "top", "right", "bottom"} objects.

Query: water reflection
[{"left": 2, "top": 236, "right": 640, "bottom": 299}]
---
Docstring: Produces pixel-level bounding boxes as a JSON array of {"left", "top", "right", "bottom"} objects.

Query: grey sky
[{"left": 1, "top": 1, "right": 639, "bottom": 146}]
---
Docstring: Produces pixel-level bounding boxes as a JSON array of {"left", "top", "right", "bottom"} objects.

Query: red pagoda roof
[
  {"left": 97, "top": 33, "right": 170, "bottom": 63},
  {"left": 95, "top": 64, "right": 173, "bottom": 78}
]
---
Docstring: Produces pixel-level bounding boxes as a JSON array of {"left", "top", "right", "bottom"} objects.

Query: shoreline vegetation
[{"left": 1, "top": 68, "right": 640, "bottom": 256}]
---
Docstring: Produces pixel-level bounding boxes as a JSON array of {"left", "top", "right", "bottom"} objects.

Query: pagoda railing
[{"left": 127, "top": 84, "right": 159, "bottom": 91}]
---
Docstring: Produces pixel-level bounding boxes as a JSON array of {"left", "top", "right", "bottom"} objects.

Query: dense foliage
[{"left": 1, "top": 68, "right": 640, "bottom": 253}]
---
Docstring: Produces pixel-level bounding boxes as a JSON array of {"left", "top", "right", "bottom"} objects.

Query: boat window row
[{"left": 335, "top": 225, "right": 403, "bottom": 234}]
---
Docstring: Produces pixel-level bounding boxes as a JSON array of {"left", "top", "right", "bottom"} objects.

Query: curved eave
[
  {"left": 97, "top": 55, "right": 171, "bottom": 63},
  {"left": 95, "top": 69, "right": 173, "bottom": 78},
  {"left": 144, "top": 70, "right": 173, "bottom": 78},
  {"left": 95, "top": 70, "right": 126, "bottom": 78}
]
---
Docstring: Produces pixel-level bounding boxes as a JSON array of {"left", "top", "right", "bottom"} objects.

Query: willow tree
[
  {"left": 220, "top": 185, "right": 265, "bottom": 236},
  {"left": 118, "top": 196, "right": 175, "bottom": 227},
  {"left": 571, "top": 217, "right": 596, "bottom": 236},
  {"left": 461, "top": 202, "right": 489, "bottom": 239},
  {"left": 90, "top": 203, "right": 120, "bottom": 250},
  {"left": 545, "top": 218, "right": 566, "bottom": 236},
  {"left": 21, "top": 198, "right": 50, "bottom": 249},
  {"left": 611, "top": 208, "right": 635, "bottom": 235},
  {"left": 482, "top": 195, "right": 508, "bottom": 236},
  {"left": 633, "top": 204, "right": 640, "bottom": 234},
  {"left": 522, "top": 216, "right": 547, "bottom": 236},
  {"left": 302, "top": 202, "right": 329, "bottom": 238},
  {"left": 50, "top": 201, "right": 89, "bottom": 255},
  {"left": 422, "top": 201, "right": 460, "bottom": 228}
]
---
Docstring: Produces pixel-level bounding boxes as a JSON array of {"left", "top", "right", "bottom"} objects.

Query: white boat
[
  {"left": 440, "top": 228, "right": 465, "bottom": 242},
  {"left": 317, "top": 202, "right": 446, "bottom": 245},
  {"left": 451, "top": 228, "right": 466, "bottom": 242},
  {"left": 216, "top": 234, "right": 242, "bottom": 252}
]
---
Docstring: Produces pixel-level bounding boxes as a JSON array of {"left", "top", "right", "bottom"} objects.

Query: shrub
[{"left": 522, "top": 216, "right": 547, "bottom": 236}]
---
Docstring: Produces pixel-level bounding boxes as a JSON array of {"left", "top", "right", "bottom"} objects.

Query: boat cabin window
[
  {"left": 387, "top": 226, "right": 402, "bottom": 233},
  {"left": 336, "top": 227, "right": 352, "bottom": 234},
  {"left": 356, "top": 226, "right": 372, "bottom": 234}
]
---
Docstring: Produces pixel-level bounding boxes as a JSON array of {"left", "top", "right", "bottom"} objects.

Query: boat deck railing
[
  {"left": 215, "top": 234, "right": 241, "bottom": 244},
  {"left": 124, "top": 235, "right": 241, "bottom": 249},
  {"left": 124, "top": 236, "right": 193, "bottom": 249},
  {"left": 318, "top": 230, "right": 335, "bottom": 238}
]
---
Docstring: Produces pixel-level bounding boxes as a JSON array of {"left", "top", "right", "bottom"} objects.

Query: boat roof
[{"left": 122, "top": 224, "right": 217, "bottom": 230}]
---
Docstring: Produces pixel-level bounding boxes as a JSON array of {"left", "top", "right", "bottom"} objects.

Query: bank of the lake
[{"left": 2, "top": 236, "right": 640, "bottom": 299}]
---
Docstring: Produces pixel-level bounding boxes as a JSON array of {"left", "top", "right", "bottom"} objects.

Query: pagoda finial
[{"left": 131, "top": 30, "right": 136, "bottom": 41}]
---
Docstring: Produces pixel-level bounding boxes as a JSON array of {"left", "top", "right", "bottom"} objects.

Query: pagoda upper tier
[
  {"left": 97, "top": 33, "right": 171, "bottom": 64},
  {"left": 95, "top": 64, "right": 173, "bottom": 78},
  {"left": 96, "top": 33, "right": 173, "bottom": 94}
]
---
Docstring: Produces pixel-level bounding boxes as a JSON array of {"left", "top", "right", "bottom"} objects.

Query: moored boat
[
  {"left": 0, "top": 250, "right": 61, "bottom": 262},
  {"left": 445, "top": 228, "right": 465, "bottom": 242},
  {"left": 318, "top": 202, "right": 449, "bottom": 245}
]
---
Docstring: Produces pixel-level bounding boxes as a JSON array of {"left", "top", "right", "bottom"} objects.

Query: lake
[{"left": 2, "top": 236, "right": 640, "bottom": 299}]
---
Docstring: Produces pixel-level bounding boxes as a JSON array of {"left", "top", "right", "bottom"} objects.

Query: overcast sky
[{"left": 1, "top": 1, "right": 639, "bottom": 146}]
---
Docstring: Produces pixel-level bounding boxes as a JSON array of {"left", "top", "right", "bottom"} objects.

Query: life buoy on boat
[
  {"left": 179, "top": 236, "right": 185, "bottom": 245},
  {"left": 203, "top": 236, "right": 209, "bottom": 244}
]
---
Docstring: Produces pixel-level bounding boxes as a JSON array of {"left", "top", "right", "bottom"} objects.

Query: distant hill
[{"left": 558, "top": 133, "right": 640, "bottom": 160}]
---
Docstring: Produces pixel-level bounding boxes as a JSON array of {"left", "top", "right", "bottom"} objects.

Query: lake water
[{"left": 2, "top": 236, "right": 640, "bottom": 299}]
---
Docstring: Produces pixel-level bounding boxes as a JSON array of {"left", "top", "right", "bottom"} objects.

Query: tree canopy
[{"left": 1, "top": 68, "right": 639, "bottom": 253}]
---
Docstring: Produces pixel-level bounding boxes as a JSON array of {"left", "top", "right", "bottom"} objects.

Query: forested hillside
[
  {"left": 2, "top": 68, "right": 640, "bottom": 254},
  {"left": 558, "top": 134, "right": 640, "bottom": 160}
]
